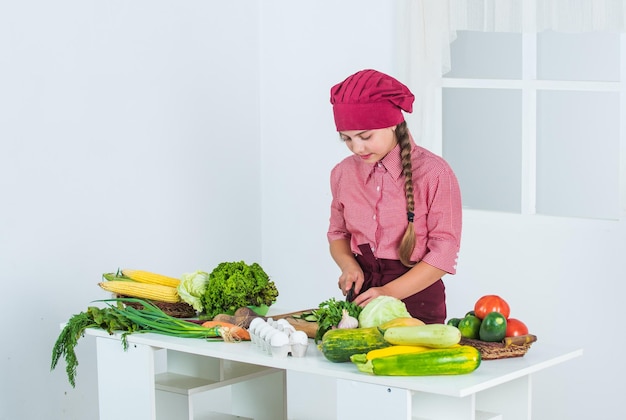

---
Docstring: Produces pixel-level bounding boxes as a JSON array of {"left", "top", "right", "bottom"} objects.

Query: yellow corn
[
  {"left": 99, "top": 281, "right": 181, "bottom": 303},
  {"left": 121, "top": 269, "right": 181, "bottom": 288}
]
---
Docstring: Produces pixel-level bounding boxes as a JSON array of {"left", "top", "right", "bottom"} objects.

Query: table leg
[
  {"left": 476, "top": 375, "right": 531, "bottom": 420},
  {"left": 96, "top": 337, "right": 156, "bottom": 420},
  {"left": 336, "top": 380, "right": 412, "bottom": 419},
  {"left": 412, "top": 391, "right": 476, "bottom": 420}
]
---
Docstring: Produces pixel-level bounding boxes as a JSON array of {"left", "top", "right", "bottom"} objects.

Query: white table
[{"left": 85, "top": 328, "right": 582, "bottom": 420}]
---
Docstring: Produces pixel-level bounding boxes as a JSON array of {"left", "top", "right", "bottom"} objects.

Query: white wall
[
  {"left": 1, "top": 1, "right": 262, "bottom": 419},
  {"left": 258, "top": 0, "right": 399, "bottom": 312},
  {"left": 1, "top": 1, "right": 624, "bottom": 419},
  {"left": 450, "top": 211, "right": 626, "bottom": 419},
  {"left": 259, "top": 3, "right": 626, "bottom": 420}
]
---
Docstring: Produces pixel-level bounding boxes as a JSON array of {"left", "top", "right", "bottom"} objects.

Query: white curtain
[{"left": 396, "top": 0, "right": 626, "bottom": 151}]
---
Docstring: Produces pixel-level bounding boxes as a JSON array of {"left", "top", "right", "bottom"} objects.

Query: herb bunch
[
  {"left": 313, "top": 297, "right": 362, "bottom": 343},
  {"left": 51, "top": 298, "right": 234, "bottom": 388},
  {"left": 51, "top": 304, "right": 141, "bottom": 388}
]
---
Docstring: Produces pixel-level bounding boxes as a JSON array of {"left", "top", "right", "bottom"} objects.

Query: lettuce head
[
  {"left": 177, "top": 270, "right": 210, "bottom": 312},
  {"left": 200, "top": 261, "right": 279, "bottom": 319},
  {"left": 358, "top": 295, "right": 411, "bottom": 328}
]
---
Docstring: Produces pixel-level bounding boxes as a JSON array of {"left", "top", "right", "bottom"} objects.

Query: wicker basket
[
  {"left": 116, "top": 295, "right": 197, "bottom": 318},
  {"left": 460, "top": 334, "right": 537, "bottom": 360}
]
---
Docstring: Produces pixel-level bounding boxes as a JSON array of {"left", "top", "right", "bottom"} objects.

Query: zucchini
[
  {"left": 319, "top": 327, "right": 390, "bottom": 362},
  {"left": 383, "top": 324, "right": 461, "bottom": 348},
  {"left": 349, "top": 344, "right": 433, "bottom": 365},
  {"left": 354, "top": 345, "right": 481, "bottom": 376},
  {"left": 378, "top": 317, "right": 425, "bottom": 330},
  {"left": 365, "top": 345, "right": 431, "bottom": 360}
]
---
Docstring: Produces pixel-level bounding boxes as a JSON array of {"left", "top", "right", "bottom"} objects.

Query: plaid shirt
[{"left": 327, "top": 142, "right": 462, "bottom": 274}]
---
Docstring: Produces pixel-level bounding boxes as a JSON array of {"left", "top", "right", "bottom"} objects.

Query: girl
[{"left": 328, "top": 69, "right": 462, "bottom": 324}]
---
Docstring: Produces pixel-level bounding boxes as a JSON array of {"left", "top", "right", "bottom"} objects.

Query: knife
[{"left": 346, "top": 283, "right": 356, "bottom": 302}]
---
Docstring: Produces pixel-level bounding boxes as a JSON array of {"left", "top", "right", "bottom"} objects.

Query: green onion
[
  {"left": 53, "top": 298, "right": 239, "bottom": 389},
  {"left": 97, "top": 298, "right": 224, "bottom": 342}
]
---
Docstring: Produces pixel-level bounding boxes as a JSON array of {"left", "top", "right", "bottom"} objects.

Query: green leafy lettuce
[
  {"left": 177, "top": 270, "right": 210, "bottom": 312},
  {"left": 200, "top": 261, "right": 278, "bottom": 319}
]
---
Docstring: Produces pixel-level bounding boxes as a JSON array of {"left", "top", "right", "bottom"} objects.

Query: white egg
[
  {"left": 270, "top": 331, "right": 290, "bottom": 347},
  {"left": 262, "top": 327, "right": 278, "bottom": 342},
  {"left": 249, "top": 318, "right": 265, "bottom": 334},
  {"left": 282, "top": 325, "right": 296, "bottom": 336},
  {"left": 290, "top": 330, "right": 309, "bottom": 345},
  {"left": 256, "top": 324, "right": 272, "bottom": 338}
]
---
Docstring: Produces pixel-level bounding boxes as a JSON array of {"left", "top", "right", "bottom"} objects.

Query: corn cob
[
  {"left": 99, "top": 281, "right": 181, "bottom": 303},
  {"left": 121, "top": 269, "right": 181, "bottom": 288}
]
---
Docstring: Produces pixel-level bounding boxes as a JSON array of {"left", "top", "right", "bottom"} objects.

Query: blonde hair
[{"left": 396, "top": 121, "right": 416, "bottom": 267}]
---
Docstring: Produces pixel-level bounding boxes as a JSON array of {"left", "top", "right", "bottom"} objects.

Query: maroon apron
[{"left": 355, "top": 244, "right": 446, "bottom": 324}]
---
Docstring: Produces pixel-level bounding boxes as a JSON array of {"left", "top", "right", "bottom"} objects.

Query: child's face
[{"left": 339, "top": 127, "right": 397, "bottom": 164}]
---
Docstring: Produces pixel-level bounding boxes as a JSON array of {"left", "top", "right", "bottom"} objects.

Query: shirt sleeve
[
  {"left": 327, "top": 165, "right": 351, "bottom": 242},
  {"left": 419, "top": 165, "right": 462, "bottom": 275}
]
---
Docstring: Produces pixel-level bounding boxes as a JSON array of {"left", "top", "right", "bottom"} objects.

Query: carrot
[{"left": 201, "top": 320, "right": 251, "bottom": 341}]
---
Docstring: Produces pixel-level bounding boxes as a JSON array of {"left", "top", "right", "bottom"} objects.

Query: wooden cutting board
[
  {"left": 270, "top": 309, "right": 318, "bottom": 339},
  {"left": 284, "top": 318, "right": 318, "bottom": 339}
]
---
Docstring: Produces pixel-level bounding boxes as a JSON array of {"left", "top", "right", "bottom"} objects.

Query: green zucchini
[
  {"left": 319, "top": 327, "right": 390, "bottom": 363},
  {"left": 383, "top": 324, "right": 461, "bottom": 348},
  {"left": 354, "top": 345, "right": 481, "bottom": 376}
]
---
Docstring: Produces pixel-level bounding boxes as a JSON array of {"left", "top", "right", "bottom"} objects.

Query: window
[{"left": 441, "top": 30, "right": 623, "bottom": 220}]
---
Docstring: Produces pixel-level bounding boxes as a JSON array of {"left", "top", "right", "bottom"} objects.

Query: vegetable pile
[
  {"left": 99, "top": 262, "right": 279, "bottom": 320},
  {"left": 447, "top": 294, "right": 531, "bottom": 342},
  {"left": 444, "top": 294, "right": 537, "bottom": 360},
  {"left": 314, "top": 295, "right": 482, "bottom": 376},
  {"left": 51, "top": 298, "right": 249, "bottom": 387},
  {"left": 53, "top": 261, "right": 280, "bottom": 387}
]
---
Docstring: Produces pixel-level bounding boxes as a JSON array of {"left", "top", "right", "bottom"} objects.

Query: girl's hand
[
  {"left": 352, "top": 286, "right": 386, "bottom": 307},
  {"left": 338, "top": 263, "right": 364, "bottom": 299}
]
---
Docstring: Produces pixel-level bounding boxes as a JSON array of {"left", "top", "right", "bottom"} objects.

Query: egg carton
[{"left": 248, "top": 317, "right": 309, "bottom": 358}]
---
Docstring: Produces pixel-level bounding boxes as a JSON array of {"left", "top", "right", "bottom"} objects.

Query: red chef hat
[{"left": 330, "top": 69, "right": 415, "bottom": 131}]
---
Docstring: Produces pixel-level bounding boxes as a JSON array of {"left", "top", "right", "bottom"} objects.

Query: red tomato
[
  {"left": 505, "top": 318, "right": 529, "bottom": 337},
  {"left": 474, "top": 295, "right": 511, "bottom": 319}
]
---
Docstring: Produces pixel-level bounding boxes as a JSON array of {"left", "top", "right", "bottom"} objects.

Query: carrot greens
[
  {"left": 51, "top": 304, "right": 140, "bottom": 387},
  {"left": 51, "top": 298, "right": 236, "bottom": 388}
]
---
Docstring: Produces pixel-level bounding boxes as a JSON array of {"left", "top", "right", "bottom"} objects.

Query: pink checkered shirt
[{"left": 327, "top": 142, "right": 462, "bottom": 274}]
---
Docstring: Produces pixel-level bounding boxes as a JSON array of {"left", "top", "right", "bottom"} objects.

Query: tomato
[
  {"left": 474, "top": 295, "right": 511, "bottom": 319},
  {"left": 505, "top": 318, "right": 529, "bottom": 337}
]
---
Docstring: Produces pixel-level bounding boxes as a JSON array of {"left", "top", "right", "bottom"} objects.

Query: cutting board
[{"left": 270, "top": 309, "right": 318, "bottom": 339}]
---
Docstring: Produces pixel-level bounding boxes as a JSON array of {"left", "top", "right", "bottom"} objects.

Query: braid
[{"left": 396, "top": 121, "right": 416, "bottom": 267}]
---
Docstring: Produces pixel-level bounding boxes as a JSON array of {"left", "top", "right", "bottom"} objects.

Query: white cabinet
[
  {"left": 90, "top": 329, "right": 582, "bottom": 420},
  {"left": 96, "top": 337, "right": 284, "bottom": 420}
]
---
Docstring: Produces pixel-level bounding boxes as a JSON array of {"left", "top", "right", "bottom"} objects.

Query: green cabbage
[
  {"left": 358, "top": 295, "right": 411, "bottom": 328},
  {"left": 177, "top": 270, "right": 210, "bottom": 312}
]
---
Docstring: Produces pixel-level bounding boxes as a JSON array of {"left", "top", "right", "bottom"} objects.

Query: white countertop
[{"left": 86, "top": 327, "right": 583, "bottom": 398}]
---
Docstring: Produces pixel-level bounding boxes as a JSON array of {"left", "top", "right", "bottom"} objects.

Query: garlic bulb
[{"left": 337, "top": 309, "right": 358, "bottom": 329}]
